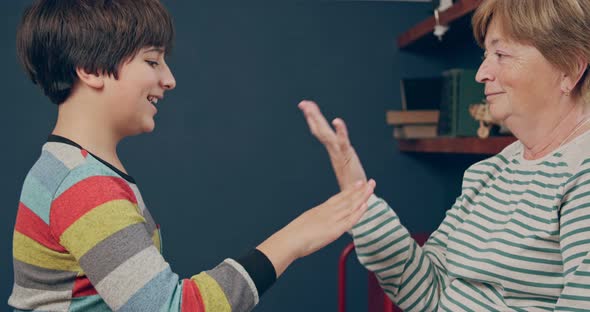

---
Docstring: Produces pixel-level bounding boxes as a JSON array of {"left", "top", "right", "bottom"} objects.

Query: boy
[{"left": 9, "top": 0, "right": 375, "bottom": 311}]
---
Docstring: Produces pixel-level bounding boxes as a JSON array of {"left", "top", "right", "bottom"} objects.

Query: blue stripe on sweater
[
  {"left": 118, "top": 267, "right": 181, "bottom": 312},
  {"left": 69, "top": 295, "right": 111, "bottom": 311},
  {"left": 20, "top": 174, "right": 53, "bottom": 224},
  {"left": 30, "top": 151, "right": 70, "bottom": 193}
]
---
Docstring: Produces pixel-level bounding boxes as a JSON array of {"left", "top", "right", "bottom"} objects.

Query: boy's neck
[{"left": 53, "top": 101, "right": 127, "bottom": 175}]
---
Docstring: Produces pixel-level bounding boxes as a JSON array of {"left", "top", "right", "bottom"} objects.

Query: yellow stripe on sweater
[
  {"left": 13, "top": 231, "right": 81, "bottom": 272},
  {"left": 191, "top": 273, "right": 231, "bottom": 311},
  {"left": 60, "top": 199, "right": 145, "bottom": 259},
  {"left": 151, "top": 229, "right": 161, "bottom": 253}
]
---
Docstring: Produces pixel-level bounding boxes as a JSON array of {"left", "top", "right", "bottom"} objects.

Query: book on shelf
[
  {"left": 387, "top": 110, "right": 439, "bottom": 139},
  {"left": 437, "top": 68, "right": 485, "bottom": 137},
  {"left": 393, "top": 124, "right": 438, "bottom": 139},
  {"left": 386, "top": 110, "right": 440, "bottom": 126},
  {"left": 388, "top": 76, "right": 443, "bottom": 140}
]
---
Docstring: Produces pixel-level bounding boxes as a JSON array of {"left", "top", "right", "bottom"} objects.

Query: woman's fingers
[
  {"left": 299, "top": 100, "right": 337, "bottom": 144},
  {"left": 299, "top": 100, "right": 369, "bottom": 191},
  {"left": 332, "top": 118, "right": 352, "bottom": 149}
]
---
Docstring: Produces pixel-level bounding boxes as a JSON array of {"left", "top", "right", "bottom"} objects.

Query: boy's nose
[{"left": 161, "top": 65, "right": 176, "bottom": 90}]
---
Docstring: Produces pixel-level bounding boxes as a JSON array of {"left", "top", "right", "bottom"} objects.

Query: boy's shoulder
[
  {"left": 20, "top": 141, "right": 128, "bottom": 224},
  {"left": 32, "top": 141, "right": 120, "bottom": 190},
  {"left": 49, "top": 141, "right": 125, "bottom": 190}
]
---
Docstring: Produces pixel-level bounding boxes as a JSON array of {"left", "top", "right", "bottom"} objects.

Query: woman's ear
[
  {"left": 561, "top": 57, "right": 588, "bottom": 94},
  {"left": 75, "top": 67, "right": 104, "bottom": 89}
]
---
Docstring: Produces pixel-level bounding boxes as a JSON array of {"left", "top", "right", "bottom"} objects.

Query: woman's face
[{"left": 475, "top": 18, "right": 564, "bottom": 128}]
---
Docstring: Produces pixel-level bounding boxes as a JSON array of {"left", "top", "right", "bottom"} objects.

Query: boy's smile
[{"left": 103, "top": 47, "right": 176, "bottom": 137}]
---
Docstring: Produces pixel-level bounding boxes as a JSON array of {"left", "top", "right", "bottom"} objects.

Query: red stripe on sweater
[
  {"left": 72, "top": 275, "right": 98, "bottom": 297},
  {"left": 50, "top": 176, "right": 137, "bottom": 237},
  {"left": 181, "top": 279, "right": 205, "bottom": 312},
  {"left": 15, "top": 202, "right": 66, "bottom": 252}
]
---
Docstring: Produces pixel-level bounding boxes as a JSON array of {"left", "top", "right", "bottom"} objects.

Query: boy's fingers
[
  {"left": 331, "top": 179, "right": 374, "bottom": 220},
  {"left": 330, "top": 180, "right": 366, "bottom": 204},
  {"left": 348, "top": 179, "right": 375, "bottom": 209},
  {"left": 346, "top": 201, "right": 369, "bottom": 229}
]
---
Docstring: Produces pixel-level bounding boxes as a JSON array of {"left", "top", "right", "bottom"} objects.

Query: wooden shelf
[
  {"left": 397, "top": 0, "right": 483, "bottom": 49},
  {"left": 397, "top": 136, "right": 516, "bottom": 154}
]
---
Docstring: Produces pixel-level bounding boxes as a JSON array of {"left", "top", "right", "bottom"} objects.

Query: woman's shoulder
[
  {"left": 463, "top": 130, "right": 590, "bottom": 179},
  {"left": 466, "top": 138, "right": 522, "bottom": 171},
  {"left": 557, "top": 129, "right": 590, "bottom": 169}
]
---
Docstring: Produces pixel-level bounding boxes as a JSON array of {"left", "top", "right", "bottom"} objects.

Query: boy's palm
[{"left": 286, "top": 179, "right": 375, "bottom": 258}]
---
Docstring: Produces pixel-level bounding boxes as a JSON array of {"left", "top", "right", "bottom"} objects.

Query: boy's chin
[
  {"left": 141, "top": 123, "right": 156, "bottom": 134},
  {"left": 125, "top": 120, "right": 156, "bottom": 137},
  {"left": 139, "top": 116, "right": 156, "bottom": 132}
]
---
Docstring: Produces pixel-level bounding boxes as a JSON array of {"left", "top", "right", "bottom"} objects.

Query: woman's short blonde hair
[{"left": 472, "top": 0, "right": 590, "bottom": 99}]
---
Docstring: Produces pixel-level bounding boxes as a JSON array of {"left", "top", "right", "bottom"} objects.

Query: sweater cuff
[{"left": 235, "top": 249, "right": 277, "bottom": 297}]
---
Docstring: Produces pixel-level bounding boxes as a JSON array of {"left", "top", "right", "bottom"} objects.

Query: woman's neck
[{"left": 513, "top": 98, "right": 588, "bottom": 160}]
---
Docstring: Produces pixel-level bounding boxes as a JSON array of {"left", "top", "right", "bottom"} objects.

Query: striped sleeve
[
  {"left": 555, "top": 157, "right": 590, "bottom": 310},
  {"left": 49, "top": 172, "right": 273, "bottom": 311},
  {"left": 352, "top": 190, "right": 471, "bottom": 311}
]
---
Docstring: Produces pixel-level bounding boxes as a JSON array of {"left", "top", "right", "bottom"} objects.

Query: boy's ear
[{"left": 75, "top": 67, "right": 105, "bottom": 89}]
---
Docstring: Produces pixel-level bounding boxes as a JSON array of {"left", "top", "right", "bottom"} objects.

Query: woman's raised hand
[{"left": 298, "top": 100, "right": 368, "bottom": 191}]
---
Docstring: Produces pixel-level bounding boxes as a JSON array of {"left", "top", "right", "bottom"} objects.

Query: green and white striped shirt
[{"left": 353, "top": 131, "right": 590, "bottom": 311}]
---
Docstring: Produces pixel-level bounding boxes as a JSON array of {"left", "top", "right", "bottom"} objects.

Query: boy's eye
[{"left": 146, "top": 60, "right": 159, "bottom": 67}]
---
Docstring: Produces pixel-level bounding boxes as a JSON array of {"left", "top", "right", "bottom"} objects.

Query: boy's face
[{"left": 102, "top": 46, "right": 176, "bottom": 136}]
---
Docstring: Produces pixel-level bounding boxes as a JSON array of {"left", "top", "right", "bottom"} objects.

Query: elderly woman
[{"left": 299, "top": 0, "right": 590, "bottom": 310}]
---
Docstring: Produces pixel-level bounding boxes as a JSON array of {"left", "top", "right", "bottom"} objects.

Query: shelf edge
[{"left": 397, "top": 0, "right": 482, "bottom": 49}]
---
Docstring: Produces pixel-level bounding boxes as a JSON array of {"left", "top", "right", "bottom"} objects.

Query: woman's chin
[{"left": 489, "top": 105, "right": 509, "bottom": 124}]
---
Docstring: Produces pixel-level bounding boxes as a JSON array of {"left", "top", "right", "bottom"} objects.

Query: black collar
[{"left": 47, "top": 134, "right": 136, "bottom": 184}]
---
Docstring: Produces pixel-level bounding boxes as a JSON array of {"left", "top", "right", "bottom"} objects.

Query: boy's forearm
[{"left": 256, "top": 228, "right": 299, "bottom": 278}]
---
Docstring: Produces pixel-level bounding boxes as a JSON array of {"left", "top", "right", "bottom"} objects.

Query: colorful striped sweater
[
  {"left": 352, "top": 131, "right": 590, "bottom": 311},
  {"left": 9, "top": 135, "right": 276, "bottom": 311}
]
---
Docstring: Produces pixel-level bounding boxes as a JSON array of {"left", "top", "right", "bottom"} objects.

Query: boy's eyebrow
[{"left": 143, "top": 47, "right": 165, "bottom": 54}]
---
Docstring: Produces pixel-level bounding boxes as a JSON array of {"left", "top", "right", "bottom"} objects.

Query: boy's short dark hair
[{"left": 16, "top": 0, "right": 175, "bottom": 105}]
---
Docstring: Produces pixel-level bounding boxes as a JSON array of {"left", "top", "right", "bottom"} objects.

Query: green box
[{"left": 437, "top": 69, "right": 485, "bottom": 137}]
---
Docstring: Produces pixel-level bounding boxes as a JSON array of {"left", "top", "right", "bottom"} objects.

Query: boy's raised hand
[
  {"left": 298, "top": 100, "right": 368, "bottom": 191},
  {"left": 257, "top": 179, "right": 376, "bottom": 277}
]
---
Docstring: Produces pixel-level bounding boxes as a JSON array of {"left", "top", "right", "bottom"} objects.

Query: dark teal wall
[{"left": 1, "top": 1, "right": 486, "bottom": 311}]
